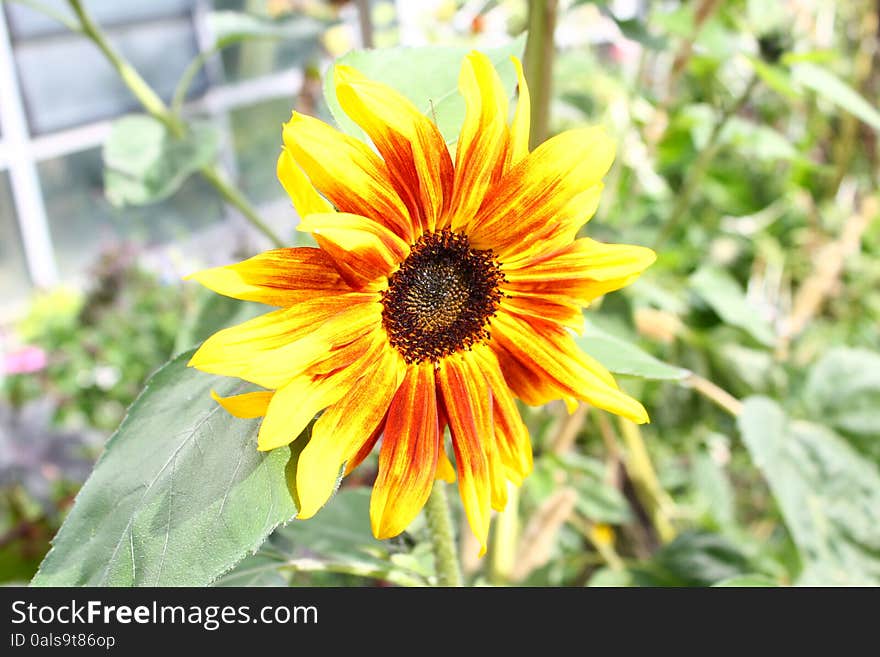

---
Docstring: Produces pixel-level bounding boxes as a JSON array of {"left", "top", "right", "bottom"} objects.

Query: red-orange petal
[
  {"left": 447, "top": 51, "right": 510, "bottom": 231},
  {"left": 492, "top": 311, "right": 649, "bottom": 424},
  {"left": 335, "top": 65, "right": 454, "bottom": 233},
  {"left": 467, "top": 127, "right": 614, "bottom": 259},
  {"left": 471, "top": 347, "right": 533, "bottom": 485},
  {"left": 370, "top": 363, "right": 441, "bottom": 539},
  {"left": 437, "top": 354, "right": 492, "bottom": 553},
  {"left": 457, "top": 353, "right": 508, "bottom": 511},
  {"left": 298, "top": 212, "right": 409, "bottom": 288},
  {"left": 187, "top": 247, "right": 348, "bottom": 307},
  {"left": 188, "top": 292, "right": 380, "bottom": 389},
  {"left": 283, "top": 111, "right": 415, "bottom": 242}
]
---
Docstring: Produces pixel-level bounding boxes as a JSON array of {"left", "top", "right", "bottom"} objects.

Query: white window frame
[{"left": 0, "top": 1, "right": 311, "bottom": 305}]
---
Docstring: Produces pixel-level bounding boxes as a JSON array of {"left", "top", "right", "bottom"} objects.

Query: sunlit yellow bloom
[{"left": 188, "top": 51, "right": 655, "bottom": 552}]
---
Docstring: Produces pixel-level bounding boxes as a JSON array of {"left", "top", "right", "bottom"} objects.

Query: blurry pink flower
[{"left": 3, "top": 346, "right": 48, "bottom": 375}]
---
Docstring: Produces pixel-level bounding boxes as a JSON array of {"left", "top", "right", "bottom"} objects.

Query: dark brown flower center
[{"left": 381, "top": 230, "right": 504, "bottom": 364}]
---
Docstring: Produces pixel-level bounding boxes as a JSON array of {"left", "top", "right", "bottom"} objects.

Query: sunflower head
[{"left": 188, "top": 50, "right": 656, "bottom": 552}]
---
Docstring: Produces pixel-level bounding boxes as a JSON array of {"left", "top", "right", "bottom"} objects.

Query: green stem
[
  {"left": 67, "top": 0, "right": 183, "bottom": 136},
  {"left": 200, "top": 165, "right": 285, "bottom": 248},
  {"left": 171, "top": 48, "right": 217, "bottom": 118},
  {"left": 654, "top": 75, "right": 759, "bottom": 249},
  {"left": 424, "top": 482, "right": 463, "bottom": 587},
  {"left": 523, "top": 0, "right": 558, "bottom": 149},
  {"left": 64, "top": 0, "right": 284, "bottom": 247}
]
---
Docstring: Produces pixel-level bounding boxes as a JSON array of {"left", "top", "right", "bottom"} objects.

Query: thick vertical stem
[
  {"left": 523, "top": 0, "right": 558, "bottom": 149},
  {"left": 424, "top": 482, "right": 463, "bottom": 587}
]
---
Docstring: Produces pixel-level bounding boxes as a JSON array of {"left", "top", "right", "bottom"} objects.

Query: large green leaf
[
  {"left": 323, "top": 36, "right": 527, "bottom": 146},
  {"left": 576, "top": 319, "right": 689, "bottom": 380},
  {"left": 803, "top": 348, "right": 880, "bottom": 454},
  {"left": 31, "top": 351, "right": 297, "bottom": 586},
  {"left": 104, "top": 116, "right": 221, "bottom": 207},
  {"left": 792, "top": 63, "right": 880, "bottom": 132},
  {"left": 738, "top": 397, "right": 880, "bottom": 585},
  {"left": 690, "top": 266, "right": 775, "bottom": 347}
]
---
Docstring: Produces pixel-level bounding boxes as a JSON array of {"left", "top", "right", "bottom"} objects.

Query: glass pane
[
  {"left": 38, "top": 148, "right": 225, "bottom": 279},
  {"left": 15, "top": 18, "right": 205, "bottom": 134},
  {"left": 229, "top": 97, "right": 292, "bottom": 205},
  {"left": 5, "top": 0, "right": 196, "bottom": 40},
  {"left": 0, "top": 172, "right": 32, "bottom": 305}
]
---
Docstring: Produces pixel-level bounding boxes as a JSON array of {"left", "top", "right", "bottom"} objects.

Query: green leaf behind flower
[
  {"left": 576, "top": 319, "right": 689, "bottom": 380},
  {"left": 31, "top": 351, "right": 297, "bottom": 586},
  {"left": 323, "top": 36, "right": 527, "bottom": 146}
]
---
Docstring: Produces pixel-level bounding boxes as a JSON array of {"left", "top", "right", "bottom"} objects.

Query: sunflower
[{"left": 188, "top": 51, "right": 655, "bottom": 551}]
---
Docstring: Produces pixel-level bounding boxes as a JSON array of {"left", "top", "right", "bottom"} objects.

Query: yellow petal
[
  {"left": 507, "top": 55, "right": 531, "bottom": 170},
  {"left": 276, "top": 148, "right": 332, "bottom": 218},
  {"left": 436, "top": 447, "right": 456, "bottom": 483},
  {"left": 211, "top": 389, "right": 273, "bottom": 419},
  {"left": 188, "top": 293, "right": 379, "bottom": 389},
  {"left": 296, "top": 344, "right": 404, "bottom": 519},
  {"left": 493, "top": 312, "right": 649, "bottom": 424}
]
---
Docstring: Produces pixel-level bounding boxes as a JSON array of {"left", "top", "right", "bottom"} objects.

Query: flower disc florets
[{"left": 381, "top": 230, "right": 505, "bottom": 364}]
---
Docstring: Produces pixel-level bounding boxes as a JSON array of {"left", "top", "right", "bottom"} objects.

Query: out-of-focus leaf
[
  {"left": 683, "top": 104, "right": 797, "bottom": 161},
  {"left": 559, "top": 454, "right": 633, "bottom": 524},
  {"left": 104, "top": 116, "right": 220, "bottom": 207},
  {"left": 208, "top": 10, "right": 329, "bottom": 48},
  {"left": 585, "top": 567, "right": 635, "bottom": 587},
  {"left": 712, "top": 574, "right": 779, "bottom": 587},
  {"left": 649, "top": 530, "right": 754, "bottom": 586},
  {"left": 747, "top": 57, "right": 800, "bottom": 100},
  {"left": 792, "top": 63, "right": 880, "bottom": 132},
  {"left": 738, "top": 397, "right": 880, "bottom": 585},
  {"left": 803, "top": 348, "right": 880, "bottom": 453},
  {"left": 324, "top": 36, "right": 527, "bottom": 146},
  {"left": 690, "top": 267, "right": 775, "bottom": 347},
  {"left": 691, "top": 447, "right": 736, "bottom": 530},
  {"left": 31, "top": 351, "right": 297, "bottom": 586},
  {"left": 577, "top": 319, "right": 689, "bottom": 380}
]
